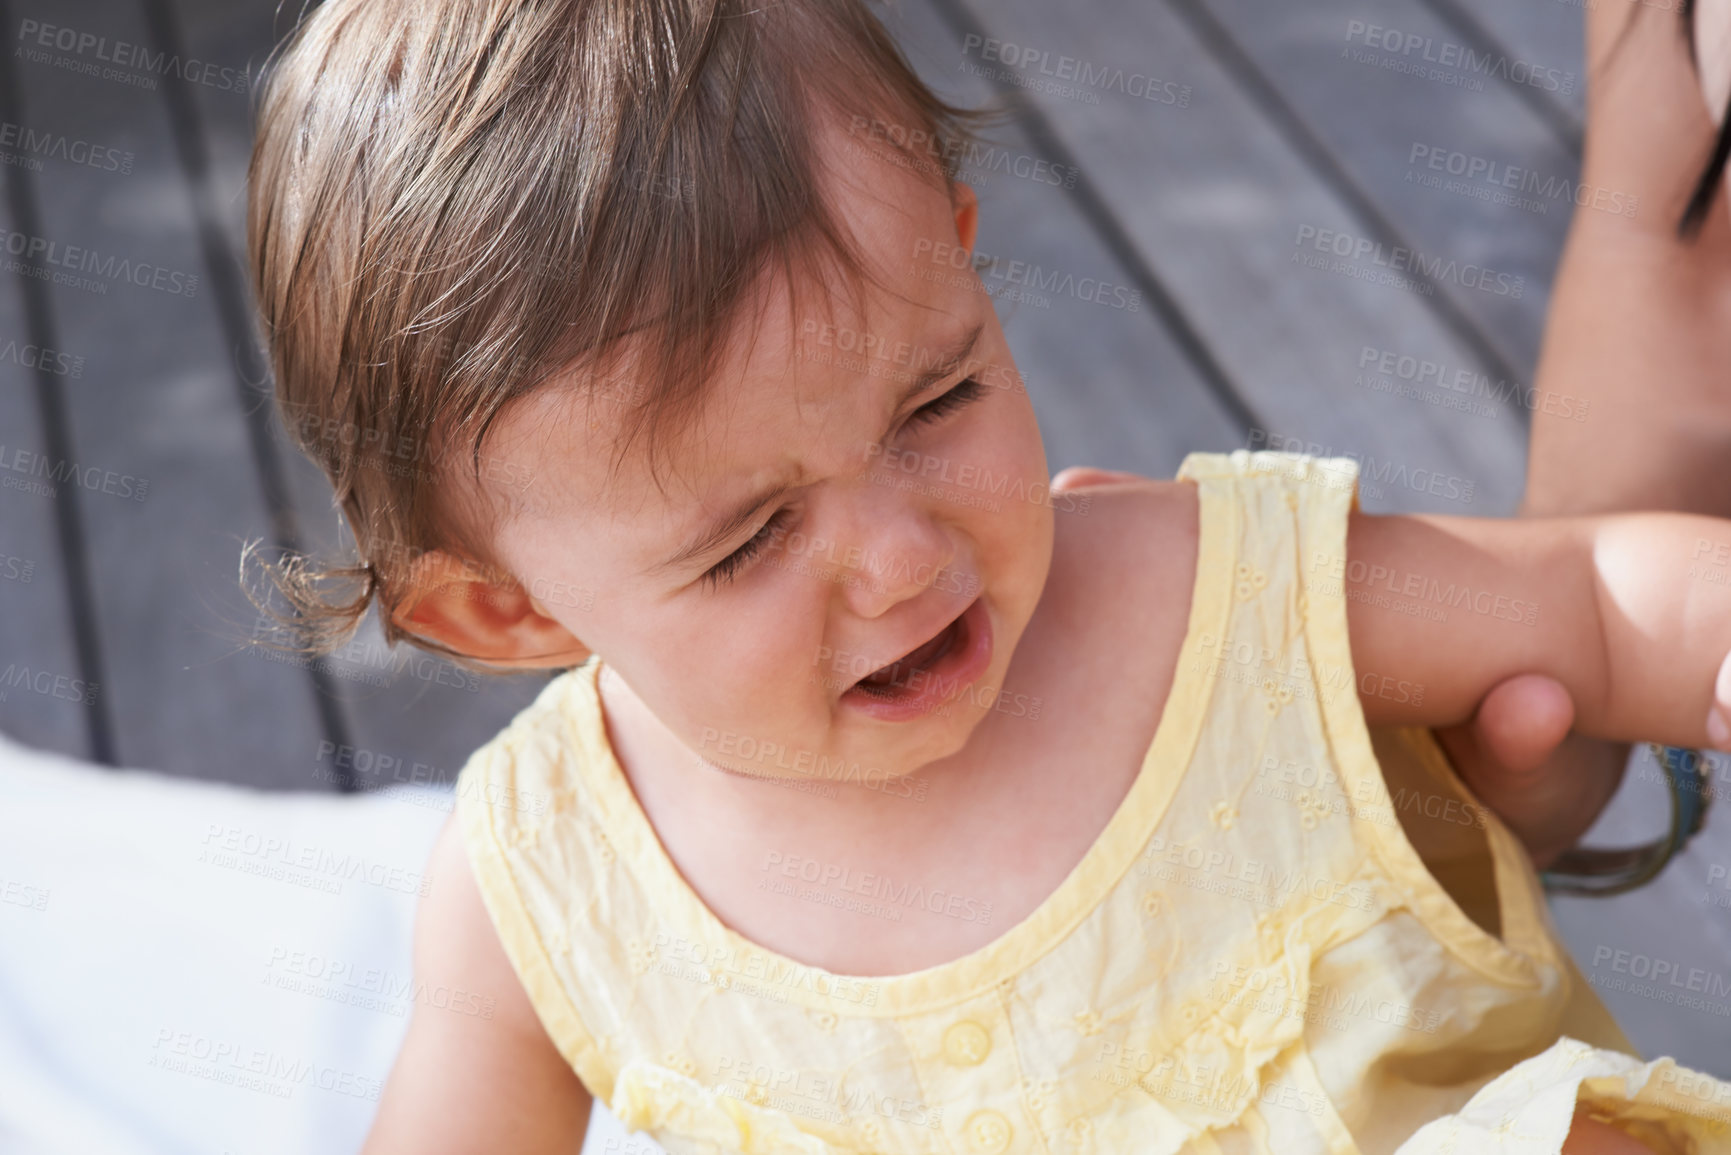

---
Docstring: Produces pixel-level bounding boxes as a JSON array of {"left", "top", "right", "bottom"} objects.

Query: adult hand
[
  {"left": 1051, "top": 467, "right": 1607, "bottom": 869},
  {"left": 1430, "top": 677, "right": 1625, "bottom": 871}
]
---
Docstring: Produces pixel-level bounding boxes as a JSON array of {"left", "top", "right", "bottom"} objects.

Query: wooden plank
[
  {"left": 936, "top": 0, "right": 1530, "bottom": 516},
  {"left": 0, "top": 197, "right": 94, "bottom": 759},
  {"left": 1550, "top": 745, "right": 1731, "bottom": 1075},
  {"left": 882, "top": 0, "right": 1249, "bottom": 478},
  {"left": 1430, "top": 0, "right": 1587, "bottom": 139},
  {"left": 1202, "top": 0, "right": 1582, "bottom": 379},
  {"left": 4, "top": 0, "right": 332, "bottom": 788}
]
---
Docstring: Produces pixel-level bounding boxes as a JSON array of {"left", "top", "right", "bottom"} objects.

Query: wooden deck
[{"left": 1, "top": 0, "right": 1724, "bottom": 1075}]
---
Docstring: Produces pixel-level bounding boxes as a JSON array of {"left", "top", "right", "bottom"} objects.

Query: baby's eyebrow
[{"left": 647, "top": 321, "right": 985, "bottom": 578}]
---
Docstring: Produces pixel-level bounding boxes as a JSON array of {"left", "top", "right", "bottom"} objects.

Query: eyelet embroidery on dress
[
  {"left": 1064, "top": 1116, "right": 1092, "bottom": 1147},
  {"left": 612, "top": 1059, "right": 853, "bottom": 1154},
  {"left": 1024, "top": 1076, "right": 1057, "bottom": 1112},
  {"left": 1073, "top": 1009, "right": 1103, "bottom": 1036},
  {"left": 809, "top": 1008, "right": 839, "bottom": 1033},
  {"left": 1210, "top": 802, "right": 1238, "bottom": 831},
  {"left": 627, "top": 937, "right": 657, "bottom": 975},
  {"left": 1235, "top": 563, "right": 1269, "bottom": 602},
  {"left": 1295, "top": 790, "right": 1331, "bottom": 831},
  {"left": 1260, "top": 673, "right": 1295, "bottom": 714},
  {"left": 1140, "top": 890, "right": 1164, "bottom": 918}
]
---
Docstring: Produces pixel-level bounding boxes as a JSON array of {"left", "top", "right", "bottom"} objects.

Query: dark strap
[{"left": 1538, "top": 745, "right": 1713, "bottom": 897}]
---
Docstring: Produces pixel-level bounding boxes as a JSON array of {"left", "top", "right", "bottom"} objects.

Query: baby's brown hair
[{"left": 244, "top": 0, "right": 986, "bottom": 663}]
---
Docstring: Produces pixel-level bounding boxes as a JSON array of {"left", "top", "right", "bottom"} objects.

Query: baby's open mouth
[
  {"left": 837, "top": 597, "right": 992, "bottom": 719},
  {"left": 850, "top": 611, "right": 966, "bottom": 697}
]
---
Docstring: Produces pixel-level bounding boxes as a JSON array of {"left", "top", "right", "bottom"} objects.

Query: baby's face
[{"left": 477, "top": 120, "right": 1053, "bottom": 782}]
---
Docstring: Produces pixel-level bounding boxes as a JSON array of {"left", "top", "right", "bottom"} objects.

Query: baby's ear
[
  {"left": 389, "top": 549, "right": 591, "bottom": 669},
  {"left": 952, "top": 180, "right": 979, "bottom": 254}
]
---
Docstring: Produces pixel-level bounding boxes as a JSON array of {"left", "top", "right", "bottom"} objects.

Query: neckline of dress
[{"left": 567, "top": 477, "right": 1227, "bottom": 1017}]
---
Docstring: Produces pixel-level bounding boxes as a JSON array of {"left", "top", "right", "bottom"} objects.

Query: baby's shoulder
[
  {"left": 1049, "top": 475, "right": 1200, "bottom": 611},
  {"left": 1035, "top": 476, "right": 1200, "bottom": 675}
]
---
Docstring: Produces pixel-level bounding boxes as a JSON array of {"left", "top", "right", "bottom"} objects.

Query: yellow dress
[{"left": 456, "top": 449, "right": 1731, "bottom": 1154}]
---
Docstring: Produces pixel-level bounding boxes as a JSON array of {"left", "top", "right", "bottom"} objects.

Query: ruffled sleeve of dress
[
  {"left": 1394, "top": 1036, "right": 1731, "bottom": 1154},
  {"left": 608, "top": 1059, "right": 853, "bottom": 1155}
]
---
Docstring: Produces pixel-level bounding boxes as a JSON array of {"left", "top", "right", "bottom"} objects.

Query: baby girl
[{"left": 245, "top": 0, "right": 1731, "bottom": 1151}]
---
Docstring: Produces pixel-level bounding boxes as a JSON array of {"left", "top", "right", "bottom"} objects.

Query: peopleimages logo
[
  {"left": 1343, "top": 20, "right": 1575, "bottom": 95},
  {"left": 0, "top": 226, "right": 198, "bottom": 298},
  {"left": 0, "top": 337, "right": 82, "bottom": 378},
  {"left": 913, "top": 237, "right": 1144, "bottom": 312},
  {"left": 847, "top": 116, "right": 1080, "bottom": 191},
  {"left": 16, "top": 20, "right": 250, "bottom": 94},
  {"left": 0, "top": 443, "right": 150, "bottom": 502},
  {"left": 0, "top": 120, "right": 133, "bottom": 175},
  {"left": 1293, "top": 224, "right": 1524, "bottom": 300},
  {"left": 1248, "top": 429, "right": 1475, "bottom": 506},
  {"left": 1355, "top": 345, "right": 1589, "bottom": 422},
  {"left": 959, "top": 33, "right": 1192, "bottom": 107},
  {"left": 1407, "top": 143, "right": 1637, "bottom": 219}
]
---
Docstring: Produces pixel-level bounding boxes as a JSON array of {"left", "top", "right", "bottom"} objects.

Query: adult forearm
[{"left": 1586, "top": 511, "right": 1731, "bottom": 749}]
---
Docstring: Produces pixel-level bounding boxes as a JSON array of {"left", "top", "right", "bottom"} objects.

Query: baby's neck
[{"left": 580, "top": 483, "right": 1199, "bottom": 976}]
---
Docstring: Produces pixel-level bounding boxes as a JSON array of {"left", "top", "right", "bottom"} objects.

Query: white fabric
[
  {"left": 11, "top": 719, "right": 1719, "bottom": 1155},
  {"left": 0, "top": 728, "right": 654, "bottom": 1155}
]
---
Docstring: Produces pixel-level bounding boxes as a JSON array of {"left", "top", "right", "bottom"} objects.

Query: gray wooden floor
[{"left": 1, "top": 0, "right": 1725, "bottom": 1075}]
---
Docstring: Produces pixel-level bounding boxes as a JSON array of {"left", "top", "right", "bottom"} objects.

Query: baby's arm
[
  {"left": 1562, "top": 1112, "right": 1658, "bottom": 1155},
  {"left": 1346, "top": 507, "right": 1731, "bottom": 752},
  {"left": 361, "top": 813, "right": 593, "bottom": 1154}
]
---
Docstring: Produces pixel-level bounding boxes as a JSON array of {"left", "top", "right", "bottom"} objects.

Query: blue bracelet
[{"left": 1540, "top": 745, "right": 1713, "bottom": 897}]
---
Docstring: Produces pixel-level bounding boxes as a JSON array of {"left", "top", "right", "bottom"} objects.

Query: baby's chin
[
  {"left": 694, "top": 689, "right": 998, "bottom": 788},
  {"left": 842, "top": 690, "right": 1019, "bottom": 784}
]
